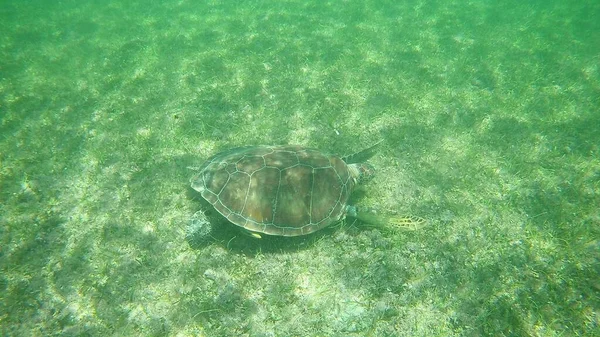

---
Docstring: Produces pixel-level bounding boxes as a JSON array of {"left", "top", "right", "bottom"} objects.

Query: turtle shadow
[
  {"left": 185, "top": 192, "right": 336, "bottom": 255},
  {"left": 223, "top": 226, "right": 337, "bottom": 255},
  {"left": 186, "top": 214, "right": 337, "bottom": 256}
]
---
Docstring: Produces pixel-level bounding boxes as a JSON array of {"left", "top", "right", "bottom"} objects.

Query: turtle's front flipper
[
  {"left": 348, "top": 206, "right": 427, "bottom": 231},
  {"left": 342, "top": 140, "right": 383, "bottom": 164}
]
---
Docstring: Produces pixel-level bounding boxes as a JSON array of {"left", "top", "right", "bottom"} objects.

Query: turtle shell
[{"left": 190, "top": 145, "right": 356, "bottom": 236}]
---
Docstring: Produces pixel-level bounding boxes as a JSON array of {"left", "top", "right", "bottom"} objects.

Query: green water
[{"left": 1, "top": 0, "right": 598, "bottom": 335}]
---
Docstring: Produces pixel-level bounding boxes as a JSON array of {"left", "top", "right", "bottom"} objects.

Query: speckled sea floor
[{"left": 1, "top": 0, "right": 599, "bottom": 336}]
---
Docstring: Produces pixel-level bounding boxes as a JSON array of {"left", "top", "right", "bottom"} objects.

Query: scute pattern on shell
[{"left": 190, "top": 145, "right": 355, "bottom": 236}]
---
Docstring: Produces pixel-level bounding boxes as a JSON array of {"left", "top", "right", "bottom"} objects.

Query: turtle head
[{"left": 349, "top": 163, "right": 375, "bottom": 184}]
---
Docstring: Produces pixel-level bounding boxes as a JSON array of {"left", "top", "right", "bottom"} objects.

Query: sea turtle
[{"left": 190, "top": 142, "right": 423, "bottom": 237}]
